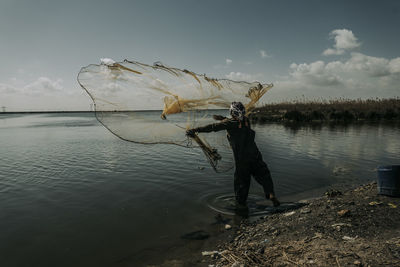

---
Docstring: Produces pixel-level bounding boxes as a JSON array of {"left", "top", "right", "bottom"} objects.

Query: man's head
[{"left": 230, "top": 101, "right": 246, "bottom": 120}]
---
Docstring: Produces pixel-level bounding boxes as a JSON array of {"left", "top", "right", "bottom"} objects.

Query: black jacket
[{"left": 194, "top": 117, "right": 261, "bottom": 164}]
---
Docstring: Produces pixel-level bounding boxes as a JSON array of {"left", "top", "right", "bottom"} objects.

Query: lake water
[{"left": 1, "top": 113, "right": 399, "bottom": 266}]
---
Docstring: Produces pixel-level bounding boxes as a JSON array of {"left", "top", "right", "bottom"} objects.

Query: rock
[
  {"left": 325, "top": 189, "right": 342, "bottom": 197},
  {"left": 225, "top": 224, "right": 232, "bottom": 230},
  {"left": 337, "top": 209, "right": 351, "bottom": 217},
  {"left": 369, "top": 201, "right": 383, "bottom": 206},
  {"left": 300, "top": 208, "right": 311, "bottom": 214},
  {"left": 272, "top": 229, "right": 280, "bottom": 236},
  {"left": 313, "top": 232, "right": 323, "bottom": 239},
  {"left": 342, "top": 236, "right": 356, "bottom": 241},
  {"left": 284, "top": 211, "right": 296, "bottom": 217},
  {"left": 202, "top": 251, "right": 219, "bottom": 256},
  {"left": 354, "top": 260, "right": 361, "bottom": 266},
  {"left": 331, "top": 223, "right": 352, "bottom": 227}
]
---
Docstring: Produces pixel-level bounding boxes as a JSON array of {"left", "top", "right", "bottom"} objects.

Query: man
[{"left": 186, "top": 102, "right": 280, "bottom": 209}]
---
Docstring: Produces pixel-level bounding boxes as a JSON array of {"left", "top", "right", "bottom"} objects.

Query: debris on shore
[{"left": 207, "top": 182, "right": 400, "bottom": 266}]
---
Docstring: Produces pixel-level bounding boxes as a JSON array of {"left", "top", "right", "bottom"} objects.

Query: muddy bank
[
  {"left": 144, "top": 182, "right": 400, "bottom": 267},
  {"left": 204, "top": 182, "right": 400, "bottom": 267}
]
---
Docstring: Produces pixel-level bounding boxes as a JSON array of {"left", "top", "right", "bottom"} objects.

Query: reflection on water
[
  {"left": 0, "top": 113, "right": 399, "bottom": 266},
  {"left": 254, "top": 121, "right": 400, "bottom": 197}
]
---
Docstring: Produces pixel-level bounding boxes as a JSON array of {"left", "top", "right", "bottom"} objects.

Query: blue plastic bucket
[{"left": 377, "top": 165, "right": 400, "bottom": 197}]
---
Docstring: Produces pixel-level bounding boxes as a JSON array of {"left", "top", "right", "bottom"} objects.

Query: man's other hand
[{"left": 186, "top": 129, "right": 196, "bottom": 137}]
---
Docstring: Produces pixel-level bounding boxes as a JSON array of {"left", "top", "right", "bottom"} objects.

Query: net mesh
[{"left": 77, "top": 59, "right": 273, "bottom": 172}]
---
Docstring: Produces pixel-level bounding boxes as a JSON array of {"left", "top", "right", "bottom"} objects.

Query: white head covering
[{"left": 230, "top": 101, "right": 246, "bottom": 121}]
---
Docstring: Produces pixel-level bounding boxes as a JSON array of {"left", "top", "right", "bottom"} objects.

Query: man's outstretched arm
[
  {"left": 186, "top": 119, "right": 236, "bottom": 136},
  {"left": 212, "top": 115, "right": 227, "bottom": 121}
]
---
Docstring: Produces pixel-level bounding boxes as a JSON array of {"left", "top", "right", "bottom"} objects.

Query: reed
[{"left": 250, "top": 97, "right": 400, "bottom": 122}]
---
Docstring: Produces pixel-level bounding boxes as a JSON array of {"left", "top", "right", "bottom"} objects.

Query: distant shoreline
[
  {"left": 0, "top": 109, "right": 228, "bottom": 115},
  {"left": 251, "top": 98, "right": 400, "bottom": 123},
  {"left": 2, "top": 98, "right": 399, "bottom": 122},
  {"left": 0, "top": 111, "right": 94, "bottom": 114},
  {"left": 0, "top": 110, "right": 163, "bottom": 114}
]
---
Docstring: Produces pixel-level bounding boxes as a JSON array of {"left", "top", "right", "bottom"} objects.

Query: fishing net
[{"left": 77, "top": 59, "right": 273, "bottom": 172}]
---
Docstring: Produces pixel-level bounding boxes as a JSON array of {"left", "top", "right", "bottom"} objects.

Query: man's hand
[
  {"left": 186, "top": 129, "right": 196, "bottom": 137},
  {"left": 213, "top": 115, "right": 226, "bottom": 121}
]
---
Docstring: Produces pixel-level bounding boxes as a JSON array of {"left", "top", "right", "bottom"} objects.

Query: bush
[
  {"left": 384, "top": 109, "right": 397, "bottom": 120},
  {"left": 284, "top": 110, "right": 305, "bottom": 122},
  {"left": 255, "top": 98, "right": 400, "bottom": 122}
]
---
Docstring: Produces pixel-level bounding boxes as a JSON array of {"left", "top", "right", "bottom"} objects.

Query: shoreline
[
  {"left": 208, "top": 181, "right": 400, "bottom": 267},
  {"left": 149, "top": 181, "right": 400, "bottom": 266},
  {"left": 0, "top": 111, "right": 94, "bottom": 114}
]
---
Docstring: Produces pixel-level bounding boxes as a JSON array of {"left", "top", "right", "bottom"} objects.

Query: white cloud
[
  {"left": 290, "top": 53, "right": 400, "bottom": 85},
  {"left": 323, "top": 29, "right": 361, "bottom": 56},
  {"left": 225, "top": 72, "right": 263, "bottom": 82},
  {"left": 289, "top": 60, "right": 342, "bottom": 86},
  {"left": 389, "top": 57, "right": 400, "bottom": 73},
  {"left": 226, "top": 58, "right": 232, "bottom": 65},
  {"left": 23, "top": 77, "right": 64, "bottom": 96},
  {"left": 0, "top": 76, "right": 91, "bottom": 111},
  {"left": 344, "top": 52, "right": 390, "bottom": 77},
  {"left": 323, "top": 48, "right": 344, "bottom": 56},
  {"left": 0, "top": 83, "right": 17, "bottom": 94},
  {"left": 270, "top": 52, "right": 400, "bottom": 101},
  {"left": 0, "top": 76, "right": 65, "bottom": 96},
  {"left": 225, "top": 30, "right": 398, "bottom": 102},
  {"left": 260, "top": 50, "right": 269, "bottom": 58},
  {"left": 333, "top": 29, "right": 361, "bottom": 50}
]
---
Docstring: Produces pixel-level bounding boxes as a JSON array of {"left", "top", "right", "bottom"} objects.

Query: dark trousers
[{"left": 234, "top": 158, "right": 275, "bottom": 205}]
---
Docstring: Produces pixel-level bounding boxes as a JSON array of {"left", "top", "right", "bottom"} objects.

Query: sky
[{"left": 0, "top": 0, "right": 399, "bottom": 111}]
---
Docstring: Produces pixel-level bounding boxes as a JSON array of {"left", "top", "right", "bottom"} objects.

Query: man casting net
[{"left": 77, "top": 59, "right": 273, "bottom": 172}]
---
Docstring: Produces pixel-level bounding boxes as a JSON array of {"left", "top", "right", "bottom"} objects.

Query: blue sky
[{"left": 1, "top": 0, "right": 399, "bottom": 111}]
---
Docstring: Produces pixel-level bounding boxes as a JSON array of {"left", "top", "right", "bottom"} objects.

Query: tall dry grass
[{"left": 252, "top": 98, "right": 400, "bottom": 122}]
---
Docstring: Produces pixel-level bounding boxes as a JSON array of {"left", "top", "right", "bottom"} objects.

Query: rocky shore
[
  {"left": 203, "top": 182, "right": 400, "bottom": 267},
  {"left": 146, "top": 182, "right": 400, "bottom": 267}
]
